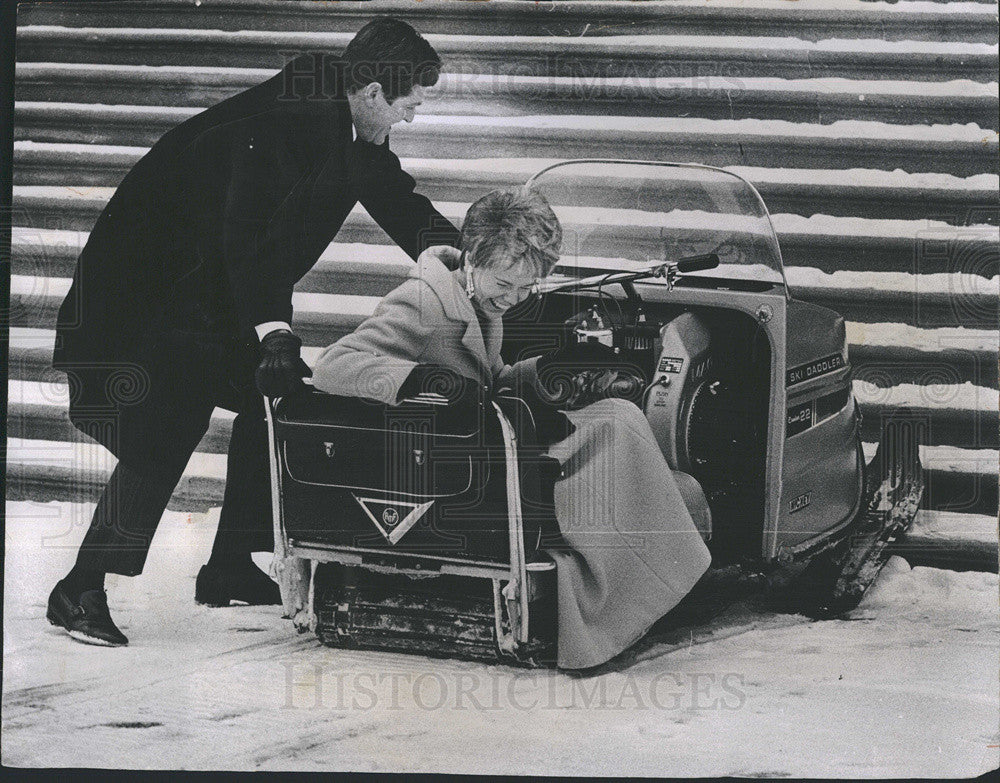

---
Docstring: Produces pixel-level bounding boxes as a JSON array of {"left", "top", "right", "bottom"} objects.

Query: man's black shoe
[
  {"left": 46, "top": 581, "right": 129, "bottom": 647},
  {"left": 195, "top": 562, "right": 281, "bottom": 607}
]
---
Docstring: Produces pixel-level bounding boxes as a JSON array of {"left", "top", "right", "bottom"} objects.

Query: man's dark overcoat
[{"left": 53, "top": 54, "right": 460, "bottom": 470}]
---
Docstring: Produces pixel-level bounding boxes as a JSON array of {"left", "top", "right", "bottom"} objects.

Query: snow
[
  {"left": 409, "top": 160, "right": 1000, "bottom": 193},
  {"left": 13, "top": 185, "right": 115, "bottom": 201},
  {"left": 450, "top": 73, "right": 1000, "bottom": 98},
  {"left": 23, "top": 26, "right": 997, "bottom": 56},
  {"left": 27, "top": 0, "right": 997, "bottom": 22},
  {"left": 11, "top": 378, "right": 239, "bottom": 423},
  {"left": 10, "top": 1, "right": 997, "bottom": 765},
  {"left": 3, "top": 501, "right": 996, "bottom": 774},
  {"left": 14, "top": 140, "right": 152, "bottom": 156},
  {"left": 14, "top": 146, "right": 1000, "bottom": 195},
  {"left": 846, "top": 322, "right": 998, "bottom": 353},
  {"left": 16, "top": 275, "right": 997, "bottom": 355},
  {"left": 411, "top": 114, "right": 999, "bottom": 143},
  {"left": 14, "top": 62, "right": 274, "bottom": 77},
  {"left": 18, "top": 64, "right": 998, "bottom": 98},
  {"left": 435, "top": 72, "right": 1000, "bottom": 98},
  {"left": 862, "top": 442, "right": 999, "bottom": 476},
  {"left": 10, "top": 225, "right": 87, "bottom": 246},
  {"left": 18, "top": 101, "right": 196, "bottom": 118},
  {"left": 786, "top": 267, "right": 999, "bottom": 294},
  {"left": 854, "top": 555, "right": 997, "bottom": 620},
  {"left": 908, "top": 510, "right": 998, "bottom": 546},
  {"left": 774, "top": 213, "right": 999, "bottom": 238},
  {"left": 19, "top": 102, "right": 999, "bottom": 142},
  {"left": 7, "top": 326, "right": 53, "bottom": 344},
  {"left": 6, "top": 437, "right": 229, "bottom": 480},
  {"left": 12, "top": 270, "right": 998, "bottom": 357},
  {"left": 551, "top": 36, "right": 999, "bottom": 55},
  {"left": 14, "top": 144, "right": 1000, "bottom": 198},
  {"left": 472, "top": 0, "right": 997, "bottom": 13},
  {"left": 16, "top": 189, "right": 1000, "bottom": 243},
  {"left": 727, "top": 166, "right": 1000, "bottom": 191},
  {"left": 853, "top": 380, "right": 997, "bottom": 410},
  {"left": 555, "top": 0, "right": 998, "bottom": 14},
  {"left": 292, "top": 291, "right": 382, "bottom": 316},
  {"left": 12, "top": 226, "right": 415, "bottom": 268},
  {"left": 10, "top": 274, "right": 71, "bottom": 297}
]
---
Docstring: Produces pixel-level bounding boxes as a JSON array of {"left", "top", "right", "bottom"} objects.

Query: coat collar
[{"left": 410, "top": 249, "right": 503, "bottom": 374}]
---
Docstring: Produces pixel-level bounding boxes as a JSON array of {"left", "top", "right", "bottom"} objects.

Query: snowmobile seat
[{"left": 271, "top": 383, "right": 556, "bottom": 569}]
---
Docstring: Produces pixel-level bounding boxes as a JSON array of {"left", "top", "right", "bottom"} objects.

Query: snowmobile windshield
[{"left": 526, "top": 160, "right": 787, "bottom": 289}]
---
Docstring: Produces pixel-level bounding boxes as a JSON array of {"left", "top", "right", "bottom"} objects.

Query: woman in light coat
[{"left": 313, "top": 187, "right": 711, "bottom": 669}]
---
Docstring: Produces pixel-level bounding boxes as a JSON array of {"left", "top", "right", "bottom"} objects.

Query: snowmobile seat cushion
[
  {"left": 671, "top": 470, "right": 712, "bottom": 541},
  {"left": 273, "top": 385, "right": 490, "bottom": 500}
]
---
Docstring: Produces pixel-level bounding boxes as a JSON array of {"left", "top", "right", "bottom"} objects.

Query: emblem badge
[
  {"left": 354, "top": 495, "right": 435, "bottom": 545},
  {"left": 789, "top": 492, "right": 811, "bottom": 513}
]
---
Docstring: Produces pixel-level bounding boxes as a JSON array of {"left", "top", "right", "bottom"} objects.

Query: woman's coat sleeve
[
  {"left": 311, "top": 278, "right": 438, "bottom": 404},
  {"left": 496, "top": 355, "right": 542, "bottom": 394}
]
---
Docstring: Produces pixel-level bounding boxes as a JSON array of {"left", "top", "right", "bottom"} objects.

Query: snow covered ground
[{"left": 3, "top": 500, "right": 997, "bottom": 775}]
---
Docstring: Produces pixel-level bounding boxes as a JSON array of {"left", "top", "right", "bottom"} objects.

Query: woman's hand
[
  {"left": 538, "top": 339, "right": 618, "bottom": 373},
  {"left": 590, "top": 368, "right": 620, "bottom": 397},
  {"left": 536, "top": 340, "right": 619, "bottom": 406}
]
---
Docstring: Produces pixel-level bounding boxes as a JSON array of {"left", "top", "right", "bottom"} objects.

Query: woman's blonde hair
[{"left": 460, "top": 187, "right": 562, "bottom": 278}]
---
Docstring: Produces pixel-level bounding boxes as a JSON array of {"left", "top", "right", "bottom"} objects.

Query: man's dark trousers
[{"left": 73, "top": 329, "right": 273, "bottom": 576}]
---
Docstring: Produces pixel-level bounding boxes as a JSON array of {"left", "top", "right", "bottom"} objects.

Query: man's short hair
[
  {"left": 342, "top": 17, "right": 441, "bottom": 103},
  {"left": 461, "top": 188, "right": 563, "bottom": 278}
]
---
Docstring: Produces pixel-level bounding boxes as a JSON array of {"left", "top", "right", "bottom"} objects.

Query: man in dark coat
[{"left": 46, "top": 17, "right": 461, "bottom": 646}]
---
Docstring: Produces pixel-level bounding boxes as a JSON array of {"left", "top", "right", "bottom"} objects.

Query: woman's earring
[{"left": 465, "top": 267, "right": 476, "bottom": 300}]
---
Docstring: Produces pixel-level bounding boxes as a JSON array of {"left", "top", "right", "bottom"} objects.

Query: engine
[{"left": 566, "top": 307, "right": 770, "bottom": 561}]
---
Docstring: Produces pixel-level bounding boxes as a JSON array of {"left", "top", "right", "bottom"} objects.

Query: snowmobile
[{"left": 263, "top": 161, "right": 924, "bottom": 667}]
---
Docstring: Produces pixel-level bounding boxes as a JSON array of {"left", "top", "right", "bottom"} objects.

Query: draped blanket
[{"left": 546, "top": 399, "right": 712, "bottom": 669}]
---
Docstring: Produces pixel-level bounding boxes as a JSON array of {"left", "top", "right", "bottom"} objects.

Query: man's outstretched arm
[{"left": 357, "top": 144, "right": 462, "bottom": 264}]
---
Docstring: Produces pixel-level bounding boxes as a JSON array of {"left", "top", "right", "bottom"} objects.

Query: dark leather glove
[
  {"left": 536, "top": 340, "right": 619, "bottom": 406},
  {"left": 396, "top": 364, "right": 469, "bottom": 404},
  {"left": 537, "top": 339, "right": 618, "bottom": 374},
  {"left": 254, "top": 330, "right": 312, "bottom": 398}
]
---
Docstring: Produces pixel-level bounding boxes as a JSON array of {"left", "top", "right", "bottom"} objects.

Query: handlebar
[
  {"left": 533, "top": 253, "right": 719, "bottom": 296},
  {"left": 676, "top": 253, "right": 721, "bottom": 273}
]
